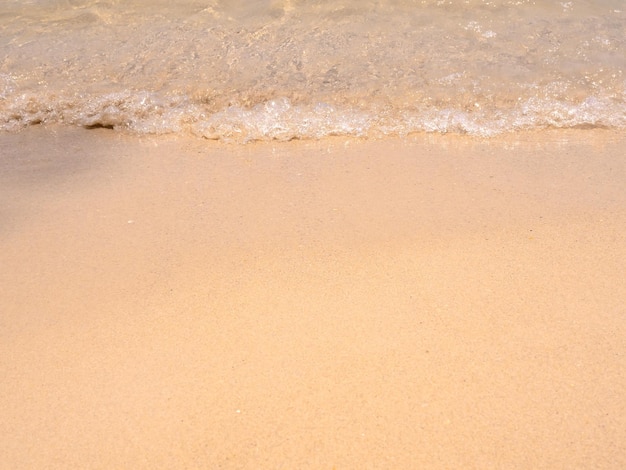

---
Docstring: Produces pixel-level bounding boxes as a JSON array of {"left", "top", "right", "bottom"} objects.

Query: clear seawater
[{"left": 1, "top": 0, "right": 625, "bottom": 141}]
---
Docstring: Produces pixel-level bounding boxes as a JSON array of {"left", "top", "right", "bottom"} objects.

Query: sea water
[{"left": 1, "top": 0, "right": 624, "bottom": 141}]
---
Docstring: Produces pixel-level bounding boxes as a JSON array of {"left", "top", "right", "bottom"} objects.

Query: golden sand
[{"left": 1, "top": 128, "right": 625, "bottom": 468}]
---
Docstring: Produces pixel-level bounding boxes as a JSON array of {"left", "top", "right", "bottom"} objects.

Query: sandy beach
[{"left": 1, "top": 127, "right": 625, "bottom": 468}]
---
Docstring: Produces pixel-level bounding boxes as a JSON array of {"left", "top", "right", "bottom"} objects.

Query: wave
[{"left": 2, "top": 0, "right": 625, "bottom": 141}]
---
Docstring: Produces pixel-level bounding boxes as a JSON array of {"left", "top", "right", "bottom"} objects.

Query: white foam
[{"left": 1, "top": 90, "right": 625, "bottom": 140}]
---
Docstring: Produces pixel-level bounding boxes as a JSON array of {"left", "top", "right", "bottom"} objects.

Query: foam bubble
[{"left": 1, "top": 90, "right": 625, "bottom": 141}]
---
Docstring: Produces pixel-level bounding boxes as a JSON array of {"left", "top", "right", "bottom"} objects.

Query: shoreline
[{"left": 1, "top": 127, "right": 625, "bottom": 468}]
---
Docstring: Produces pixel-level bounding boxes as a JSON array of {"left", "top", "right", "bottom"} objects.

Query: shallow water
[{"left": 1, "top": 0, "right": 625, "bottom": 140}]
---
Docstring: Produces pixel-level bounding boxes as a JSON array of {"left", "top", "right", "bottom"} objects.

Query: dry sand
[{"left": 1, "top": 127, "right": 625, "bottom": 469}]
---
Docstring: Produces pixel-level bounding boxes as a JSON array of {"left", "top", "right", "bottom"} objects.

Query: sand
[{"left": 1, "top": 127, "right": 625, "bottom": 469}]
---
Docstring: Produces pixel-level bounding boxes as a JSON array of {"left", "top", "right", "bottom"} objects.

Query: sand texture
[{"left": 1, "top": 128, "right": 625, "bottom": 468}]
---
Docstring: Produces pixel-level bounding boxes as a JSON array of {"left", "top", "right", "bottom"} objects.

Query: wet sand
[{"left": 1, "top": 127, "right": 625, "bottom": 468}]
